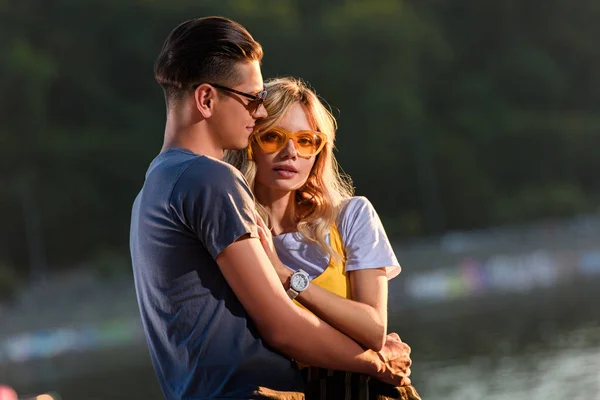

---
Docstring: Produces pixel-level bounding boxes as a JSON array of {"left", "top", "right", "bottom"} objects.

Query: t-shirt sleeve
[
  {"left": 171, "top": 158, "right": 258, "bottom": 259},
  {"left": 338, "top": 197, "right": 401, "bottom": 279}
]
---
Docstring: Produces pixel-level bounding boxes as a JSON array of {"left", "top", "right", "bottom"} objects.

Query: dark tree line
[{"left": 1, "top": 0, "right": 599, "bottom": 281}]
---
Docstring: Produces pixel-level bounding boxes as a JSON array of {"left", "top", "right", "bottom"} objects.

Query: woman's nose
[{"left": 279, "top": 138, "right": 297, "bottom": 159}]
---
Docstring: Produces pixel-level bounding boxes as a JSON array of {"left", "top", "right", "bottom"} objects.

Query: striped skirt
[{"left": 301, "top": 367, "right": 421, "bottom": 400}]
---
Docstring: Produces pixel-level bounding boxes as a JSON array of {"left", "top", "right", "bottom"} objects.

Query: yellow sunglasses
[{"left": 251, "top": 127, "right": 327, "bottom": 158}]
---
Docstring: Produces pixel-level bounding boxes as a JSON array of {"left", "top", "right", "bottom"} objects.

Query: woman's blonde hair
[{"left": 225, "top": 77, "right": 354, "bottom": 262}]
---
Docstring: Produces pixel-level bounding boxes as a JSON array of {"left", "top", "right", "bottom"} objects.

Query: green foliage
[
  {"left": 1, "top": 0, "right": 599, "bottom": 275},
  {"left": 91, "top": 250, "right": 133, "bottom": 280},
  {"left": 0, "top": 262, "right": 21, "bottom": 302}
]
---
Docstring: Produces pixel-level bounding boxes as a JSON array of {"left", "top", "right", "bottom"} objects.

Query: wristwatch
[{"left": 286, "top": 269, "right": 310, "bottom": 300}]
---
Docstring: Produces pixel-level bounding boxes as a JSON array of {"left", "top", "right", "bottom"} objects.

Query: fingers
[
  {"left": 380, "top": 352, "right": 414, "bottom": 388},
  {"left": 387, "top": 332, "right": 401, "bottom": 342},
  {"left": 255, "top": 213, "right": 272, "bottom": 240},
  {"left": 256, "top": 222, "right": 267, "bottom": 241},
  {"left": 386, "top": 333, "right": 411, "bottom": 355},
  {"left": 399, "top": 375, "right": 412, "bottom": 387},
  {"left": 382, "top": 340, "right": 411, "bottom": 362},
  {"left": 390, "top": 337, "right": 411, "bottom": 355},
  {"left": 255, "top": 213, "right": 268, "bottom": 235},
  {"left": 380, "top": 336, "right": 415, "bottom": 388},
  {"left": 397, "top": 354, "right": 412, "bottom": 371},
  {"left": 255, "top": 212, "right": 273, "bottom": 241},
  {"left": 394, "top": 365, "right": 412, "bottom": 387},
  {"left": 390, "top": 373, "right": 412, "bottom": 387},
  {"left": 255, "top": 211, "right": 266, "bottom": 227}
]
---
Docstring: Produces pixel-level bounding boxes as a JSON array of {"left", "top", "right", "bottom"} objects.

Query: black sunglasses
[{"left": 193, "top": 83, "right": 267, "bottom": 105}]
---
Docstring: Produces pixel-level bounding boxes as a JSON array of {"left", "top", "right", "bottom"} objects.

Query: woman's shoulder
[{"left": 338, "top": 196, "right": 377, "bottom": 224}]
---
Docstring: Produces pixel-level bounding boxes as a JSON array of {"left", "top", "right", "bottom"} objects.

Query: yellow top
[
  {"left": 289, "top": 226, "right": 422, "bottom": 399},
  {"left": 292, "top": 224, "right": 349, "bottom": 370},
  {"left": 293, "top": 224, "right": 350, "bottom": 311}
]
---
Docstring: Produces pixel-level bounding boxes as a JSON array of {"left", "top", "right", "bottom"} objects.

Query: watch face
[{"left": 291, "top": 272, "right": 309, "bottom": 291}]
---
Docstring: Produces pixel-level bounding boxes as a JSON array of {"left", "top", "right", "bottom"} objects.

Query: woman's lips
[
  {"left": 273, "top": 164, "right": 298, "bottom": 172},
  {"left": 274, "top": 169, "right": 297, "bottom": 178},
  {"left": 273, "top": 165, "right": 298, "bottom": 178}
]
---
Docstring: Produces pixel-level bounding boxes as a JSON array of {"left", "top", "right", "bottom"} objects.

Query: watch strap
[{"left": 286, "top": 287, "right": 300, "bottom": 300}]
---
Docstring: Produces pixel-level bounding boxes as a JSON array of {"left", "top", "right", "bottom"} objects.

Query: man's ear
[{"left": 193, "top": 84, "right": 216, "bottom": 118}]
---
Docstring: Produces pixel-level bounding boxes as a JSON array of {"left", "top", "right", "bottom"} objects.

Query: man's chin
[
  {"left": 223, "top": 142, "right": 249, "bottom": 154},
  {"left": 235, "top": 138, "right": 250, "bottom": 150}
]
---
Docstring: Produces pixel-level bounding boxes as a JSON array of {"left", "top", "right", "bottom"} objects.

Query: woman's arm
[
  {"left": 293, "top": 268, "right": 389, "bottom": 351},
  {"left": 256, "top": 209, "right": 390, "bottom": 351}
]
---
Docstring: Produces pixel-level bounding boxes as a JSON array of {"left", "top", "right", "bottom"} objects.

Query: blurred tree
[{"left": 0, "top": 0, "right": 599, "bottom": 279}]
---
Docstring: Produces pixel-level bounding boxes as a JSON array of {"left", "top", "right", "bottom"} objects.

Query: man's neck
[
  {"left": 161, "top": 107, "right": 223, "bottom": 159},
  {"left": 162, "top": 130, "right": 223, "bottom": 160}
]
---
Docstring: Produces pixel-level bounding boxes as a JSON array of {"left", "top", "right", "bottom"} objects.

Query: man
[{"left": 130, "top": 16, "right": 412, "bottom": 399}]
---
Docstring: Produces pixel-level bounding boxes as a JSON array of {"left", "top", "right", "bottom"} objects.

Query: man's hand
[
  {"left": 375, "top": 332, "right": 412, "bottom": 386},
  {"left": 255, "top": 213, "right": 292, "bottom": 284}
]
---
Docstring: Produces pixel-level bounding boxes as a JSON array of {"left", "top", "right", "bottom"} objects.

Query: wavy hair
[{"left": 225, "top": 77, "right": 354, "bottom": 262}]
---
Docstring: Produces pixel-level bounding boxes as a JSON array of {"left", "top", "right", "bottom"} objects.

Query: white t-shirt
[{"left": 273, "top": 196, "right": 401, "bottom": 280}]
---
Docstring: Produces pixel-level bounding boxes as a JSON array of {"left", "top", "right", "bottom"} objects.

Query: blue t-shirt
[{"left": 130, "top": 149, "right": 303, "bottom": 400}]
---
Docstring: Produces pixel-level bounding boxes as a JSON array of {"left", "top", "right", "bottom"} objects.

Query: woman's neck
[{"left": 254, "top": 185, "right": 298, "bottom": 236}]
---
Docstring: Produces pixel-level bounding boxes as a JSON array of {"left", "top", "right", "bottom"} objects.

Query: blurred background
[{"left": 1, "top": 0, "right": 600, "bottom": 399}]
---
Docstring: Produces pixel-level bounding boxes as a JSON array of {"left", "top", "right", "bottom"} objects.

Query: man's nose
[{"left": 253, "top": 103, "right": 268, "bottom": 119}]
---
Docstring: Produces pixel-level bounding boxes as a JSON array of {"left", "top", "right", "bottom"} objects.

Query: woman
[{"left": 226, "top": 77, "right": 420, "bottom": 400}]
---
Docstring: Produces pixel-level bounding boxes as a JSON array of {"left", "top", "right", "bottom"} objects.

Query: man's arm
[
  {"left": 255, "top": 210, "right": 388, "bottom": 352},
  {"left": 180, "top": 163, "right": 409, "bottom": 385},
  {"left": 291, "top": 268, "right": 388, "bottom": 352},
  {"left": 216, "top": 236, "right": 410, "bottom": 386}
]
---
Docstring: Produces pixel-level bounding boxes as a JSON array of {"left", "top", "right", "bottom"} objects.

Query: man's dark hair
[{"left": 154, "top": 16, "right": 263, "bottom": 107}]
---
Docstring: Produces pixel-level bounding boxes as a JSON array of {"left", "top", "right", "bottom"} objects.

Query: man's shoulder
[
  {"left": 174, "top": 153, "right": 246, "bottom": 190},
  {"left": 185, "top": 154, "right": 242, "bottom": 178},
  {"left": 150, "top": 149, "right": 243, "bottom": 188}
]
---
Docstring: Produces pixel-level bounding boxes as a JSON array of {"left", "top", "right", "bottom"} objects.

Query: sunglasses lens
[
  {"left": 257, "top": 131, "right": 286, "bottom": 152},
  {"left": 295, "top": 133, "right": 322, "bottom": 157},
  {"left": 255, "top": 130, "right": 325, "bottom": 156}
]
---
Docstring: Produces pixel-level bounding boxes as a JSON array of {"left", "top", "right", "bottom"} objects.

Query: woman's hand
[{"left": 255, "top": 213, "right": 292, "bottom": 285}]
